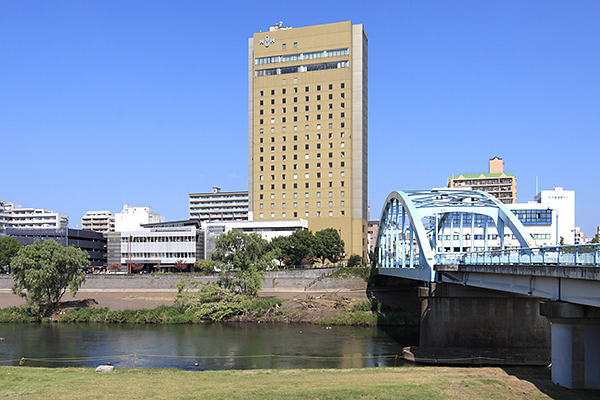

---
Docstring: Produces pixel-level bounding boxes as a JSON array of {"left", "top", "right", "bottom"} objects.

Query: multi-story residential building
[
  {"left": 0, "top": 201, "right": 9, "bottom": 236},
  {"left": 367, "top": 220, "right": 379, "bottom": 255},
  {"left": 0, "top": 202, "right": 68, "bottom": 230},
  {"left": 248, "top": 21, "right": 368, "bottom": 259},
  {"left": 81, "top": 211, "right": 115, "bottom": 233},
  {"left": 448, "top": 157, "right": 517, "bottom": 204},
  {"left": 189, "top": 187, "right": 248, "bottom": 222},
  {"left": 114, "top": 204, "right": 164, "bottom": 232}
]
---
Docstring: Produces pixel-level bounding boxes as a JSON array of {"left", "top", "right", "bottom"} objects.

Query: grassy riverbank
[
  {"left": 1, "top": 365, "right": 595, "bottom": 399},
  {"left": 0, "top": 285, "right": 415, "bottom": 326}
]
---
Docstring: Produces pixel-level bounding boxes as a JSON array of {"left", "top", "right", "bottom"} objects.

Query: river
[{"left": 0, "top": 323, "right": 418, "bottom": 370}]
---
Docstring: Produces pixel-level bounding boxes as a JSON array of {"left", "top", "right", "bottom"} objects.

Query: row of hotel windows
[
  {"left": 255, "top": 48, "right": 349, "bottom": 65},
  {"left": 260, "top": 167, "right": 345, "bottom": 177},
  {"left": 259, "top": 150, "right": 346, "bottom": 160},
  {"left": 259, "top": 191, "right": 345, "bottom": 200},
  {"left": 121, "top": 252, "right": 196, "bottom": 259},
  {"left": 120, "top": 236, "right": 195, "bottom": 243},
  {"left": 260, "top": 83, "right": 345, "bottom": 96},
  {"left": 259, "top": 123, "right": 343, "bottom": 134},
  {"left": 260, "top": 200, "right": 344, "bottom": 209},
  {"left": 259, "top": 160, "right": 345, "bottom": 169},
  {"left": 258, "top": 181, "right": 345, "bottom": 190},
  {"left": 260, "top": 133, "right": 345, "bottom": 143},
  {"left": 259, "top": 115, "right": 345, "bottom": 124},
  {"left": 255, "top": 61, "right": 349, "bottom": 77},
  {"left": 259, "top": 104, "right": 345, "bottom": 113},
  {"left": 260, "top": 95, "right": 344, "bottom": 105},
  {"left": 260, "top": 211, "right": 345, "bottom": 219}
]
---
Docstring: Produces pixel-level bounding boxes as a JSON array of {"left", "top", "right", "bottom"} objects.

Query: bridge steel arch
[{"left": 375, "top": 189, "right": 534, "bottom": 282}]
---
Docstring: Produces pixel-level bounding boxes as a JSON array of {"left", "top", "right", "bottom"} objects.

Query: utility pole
[{"left": 338, "top": 228, "right": 342, "bottom": 267}]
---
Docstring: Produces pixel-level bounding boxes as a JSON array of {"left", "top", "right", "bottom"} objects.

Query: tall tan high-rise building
[{"left": 248, "top": 21, "right": 368, "bottom": 258}]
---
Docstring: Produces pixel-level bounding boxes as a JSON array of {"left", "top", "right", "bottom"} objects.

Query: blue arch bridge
[{"left": 375, "top": 189, "right": 600, "bottom": 389}]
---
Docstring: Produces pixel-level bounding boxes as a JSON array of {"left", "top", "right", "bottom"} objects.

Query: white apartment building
[
  {"left": 189, "top": 187, "right": 248, "bottom": 222},
  {"left": 0, "top": 201, "right": 68, "bottom": 231},
  {"left": 0, "top": 201, "right": 9, "bottom": 235},
  {"left": 114, "top": 204, "right": 164, "bottom": 232},
  {"left": 81, "top": 211, "right": 115, "bottom": 233}
]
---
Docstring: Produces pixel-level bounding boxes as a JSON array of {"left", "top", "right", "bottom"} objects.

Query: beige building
[
  {"left": 248, "top": 21, "right": 368, "bottom": 258},
  {"left": 81, "top": 211, "right": 115, "bottom": 234},
  {"left": 447, "top": 156, "right": 517, "bottom": 204}
]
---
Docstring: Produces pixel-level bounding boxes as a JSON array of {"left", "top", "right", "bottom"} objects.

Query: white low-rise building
[{"left": 107, "top": 220, "right": 203, "bottom": 271}]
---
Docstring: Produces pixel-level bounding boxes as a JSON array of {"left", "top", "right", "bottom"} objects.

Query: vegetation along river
[{"left": 0, "top": 323, "right": 418, "bottom": 370}]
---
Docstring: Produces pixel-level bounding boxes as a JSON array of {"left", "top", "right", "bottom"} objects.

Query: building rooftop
[{"left": 448, "top": 172, "right": 515, "bottom": 180}]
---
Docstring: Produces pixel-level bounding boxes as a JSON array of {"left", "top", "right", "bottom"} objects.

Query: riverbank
[
  {"left": 0, "top": 288, "right": 417, "bottom": 326},
  {"left": 1, "top": 365, "right": 596, "bottom": 399}
]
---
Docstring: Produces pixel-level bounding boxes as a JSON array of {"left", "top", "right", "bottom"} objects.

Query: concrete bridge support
[
  {"left": 409, "top": 283, "right": 551, "bottom": 364},
  {"left": 540, "top": 301, "right": 600, "bottom": 389}
]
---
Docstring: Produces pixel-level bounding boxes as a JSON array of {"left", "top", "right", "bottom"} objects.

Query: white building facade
[
  {"left": 107, "top": 220, "right": 203, "bottom": 271},
  {"left": 114, "top": 204, "right": 164, "bottom": 232}
]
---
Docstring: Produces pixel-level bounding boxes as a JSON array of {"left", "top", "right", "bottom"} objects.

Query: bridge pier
[
  {"left": 407, "top": 283, "right": 551, "bottom": 365},
  {"left": 540, "top": 301, "right": 600, "bottom": 389}
]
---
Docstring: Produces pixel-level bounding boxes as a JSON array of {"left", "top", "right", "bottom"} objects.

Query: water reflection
[{"left": 0, "top": 323, "right": 418, "bottom": 370}]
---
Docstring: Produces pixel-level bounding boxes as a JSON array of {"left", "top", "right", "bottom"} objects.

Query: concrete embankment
[{"left": 0, "top": 269, "right": 367, "bottom": 292}]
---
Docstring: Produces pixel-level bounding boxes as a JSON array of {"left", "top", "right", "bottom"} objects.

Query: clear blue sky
[{"left": 1, "top": 1, "right": 599, "bottom": 235}]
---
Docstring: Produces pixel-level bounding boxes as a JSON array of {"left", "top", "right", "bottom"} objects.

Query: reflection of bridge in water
[{"left": 375, "top": 189, "right": 600, "bottom": 389}]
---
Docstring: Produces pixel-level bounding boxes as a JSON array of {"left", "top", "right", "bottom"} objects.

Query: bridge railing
[{"left": 435, "top": 244, "right": 599, "bottom": 267}]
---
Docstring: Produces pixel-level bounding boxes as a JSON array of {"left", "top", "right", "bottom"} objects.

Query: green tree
[
  {"left": 347, "top": 254, "right": 363, "bottom": 268},
  {"left": 10, "top": 240, "right": 90, "bottom": 316},
  {"left": 202, "top": 229, "right": 276, "bottom": 296},
  {"left": 314, "top": 228, "right": 344, "bottom": 264},
  {"left": 592, "top": 237, "right": 599, "bottom": 244},
  {"left": 0, "top": 237, "right": 22, "bottom": 273},
  {"left": 277, "top": 229, "right": 316, "bottom": 266}
]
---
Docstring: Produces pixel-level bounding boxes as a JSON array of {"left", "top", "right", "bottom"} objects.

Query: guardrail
[{"left": 435, "top": 244, "right": 600, "bottom": 267}]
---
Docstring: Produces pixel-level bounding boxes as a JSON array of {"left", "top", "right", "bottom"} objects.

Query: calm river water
[{"left": 0, "top": 323, "right": 418, "bottom": 370}]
